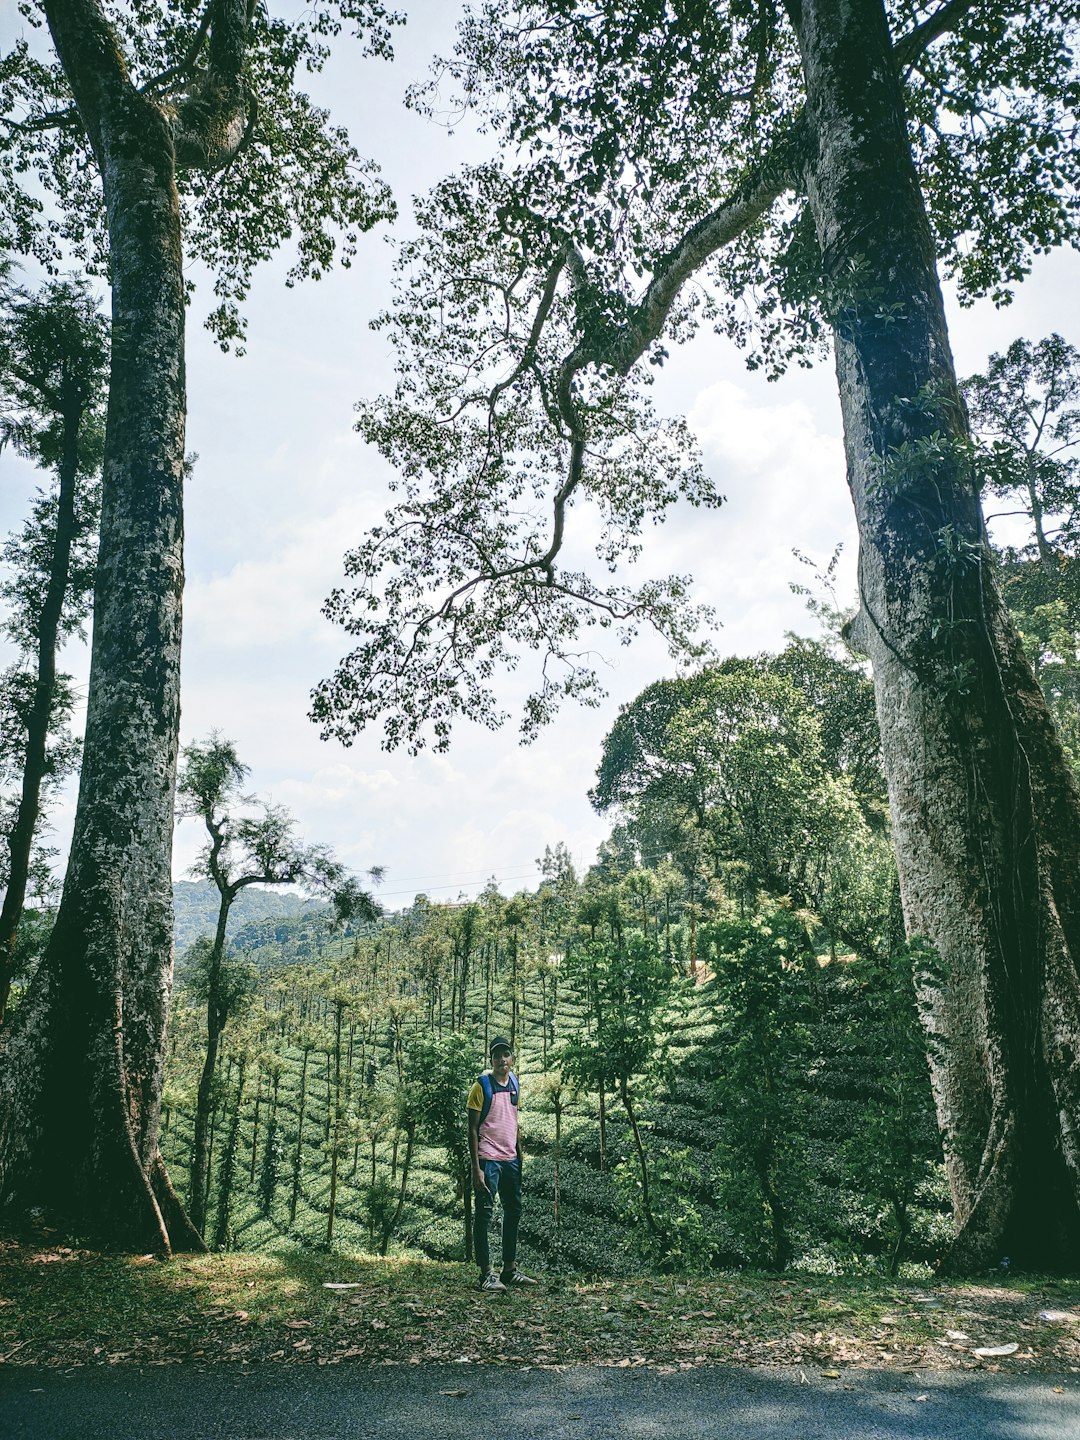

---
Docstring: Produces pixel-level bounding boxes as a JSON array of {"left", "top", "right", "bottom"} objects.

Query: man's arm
[{"left": 469, "top": 1109, "right": 488, "bottom": 1194}]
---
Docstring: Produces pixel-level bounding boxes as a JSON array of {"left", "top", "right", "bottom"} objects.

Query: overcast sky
[{"left": 2, "top": 2, "right": 1077, "bottom": 911}]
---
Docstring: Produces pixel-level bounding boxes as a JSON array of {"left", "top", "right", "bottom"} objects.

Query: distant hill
[{"left": 173, "top": 880, "right": 316, "bottom": 956}]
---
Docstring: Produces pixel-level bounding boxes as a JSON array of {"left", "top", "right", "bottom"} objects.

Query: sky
[{"left": 2, "top": 2, "right": 1077, "bottom": 912}]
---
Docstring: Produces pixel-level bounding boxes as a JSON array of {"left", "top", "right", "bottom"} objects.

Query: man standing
[{"left": 467, "top": 1037, "right": 537, "bottom": 1291}]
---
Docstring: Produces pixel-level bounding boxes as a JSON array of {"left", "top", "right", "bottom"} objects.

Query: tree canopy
[
  {"left": 312, "top": 0, "right": 1080, "bottom": 752},
  {"left": 1, "top": 0, "right": 399, "bottom": 348}
]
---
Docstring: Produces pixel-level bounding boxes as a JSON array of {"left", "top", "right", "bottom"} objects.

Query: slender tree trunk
[
  {"left": 368, "top": 1131, "right": 377, "bottom": 1247},
  {"left": 510, "top": 935, "right": 518, "bottom": 1048},
  {"left": 0, "top": 0, "right": 199, "bottom": 1252},
  {"left": 553, "top": 1097, "right": 562, "bottom": 1236},
  {"left": 188, "top": 890, "right": 233, "bottom": 1237},
  {"left": 463, "top": 1170, "right": 473, "bottom": 1262},
  {"left": 326, "top": 1003, "right": 345, "bottom": 1245},
  {"left": 793, "top": 0, "right": 1080, "bottom": 1269},
  {"left": 249, "top": 1067, "right": 263, "bottom": 1185},
  {"left": 484, "top": 944, "right": 493, "bottom": 1053},
  {"left": 289, "top": 1046, "right": 311, "bottom": 1228},
  {"left": 189, "top": 1028, "right": 221, "bottom": 1235},
  {"left": 382, "top": 1119, "right": 415, "bottom": 1256},
  {"left": 755, "top": 1136, "right": 790, "bottom": 1272},
  {"left": 458, "top": 937, "right": 469, "bottom": 1033},
  {"left": 0, "top": 387, "right": 84, "bottom": 1024},
  {"left": 212, "top": 1054, "right": 246, "bottom": 1251},
  {"left": 619, "top": 1076, "right": 656, "bottom": 1237}
]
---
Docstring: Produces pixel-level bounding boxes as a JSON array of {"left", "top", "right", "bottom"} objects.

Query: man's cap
[{"left": 489, "top": 1036, "right": 513, "bottom": 1057}]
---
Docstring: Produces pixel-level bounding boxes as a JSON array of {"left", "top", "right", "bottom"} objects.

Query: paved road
[{"left": 2, "top": 1364, "right": 1078, "bottom": 1439}]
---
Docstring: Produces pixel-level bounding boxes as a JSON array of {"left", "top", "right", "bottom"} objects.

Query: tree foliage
[
  {"left": 1, "top": 0, "right": 399, "bottom": 349},
  {"left": 313, "top": 0, "right": 1080, "bottom": 751}
]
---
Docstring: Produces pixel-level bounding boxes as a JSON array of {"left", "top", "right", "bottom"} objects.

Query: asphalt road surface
[{"left": 2, "top": 1364, "right": 1079, "bottom": 1439}]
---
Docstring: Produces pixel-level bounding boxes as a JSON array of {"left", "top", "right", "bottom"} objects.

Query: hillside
[
  {"left": 173, "top": 880, "right": 321, "bottom": 957},
  {"left": 159, "top": 908, "right": 951, "bottom": 1280}
]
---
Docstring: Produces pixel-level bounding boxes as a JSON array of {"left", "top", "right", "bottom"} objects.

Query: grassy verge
[{"left": 2, "top": 1238, "right": 1078, "bottom": 1374}]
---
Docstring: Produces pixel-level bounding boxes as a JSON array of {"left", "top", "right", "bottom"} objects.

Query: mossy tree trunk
[{"left": 791, "top": 0, "right": 1080, "bottom": 1270}]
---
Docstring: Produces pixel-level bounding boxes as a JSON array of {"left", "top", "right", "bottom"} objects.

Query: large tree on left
[{"left": 0, "top": 0, "right": 395, "bottom": 1250}]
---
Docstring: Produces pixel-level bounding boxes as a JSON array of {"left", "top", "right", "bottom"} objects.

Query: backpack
[{"left": 478, "top": 1069, "right": 519, "bottom": 1123}]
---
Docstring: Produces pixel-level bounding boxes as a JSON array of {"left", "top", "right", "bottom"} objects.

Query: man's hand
[{"left": 472, "top": 1165, "right": 489, "bottom": 1197}]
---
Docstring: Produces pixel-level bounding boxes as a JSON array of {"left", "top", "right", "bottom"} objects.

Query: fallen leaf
[
  {"left": 324, "top": 1283, "right": 364, "bottom": 1291},
  {"left": 439, "top": 1390, "right": 468, "bottom": 1398},
  {"left": 285, "top": 1320, "right": 313, "bottom": 1330},
  {"left": 820, "top": 1370, "right": 841, "bottom": 1380}
]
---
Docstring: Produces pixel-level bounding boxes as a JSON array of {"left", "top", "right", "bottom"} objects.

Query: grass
[{"left": 3, "top": 1237, "right": 1079, "bottom": 1375}]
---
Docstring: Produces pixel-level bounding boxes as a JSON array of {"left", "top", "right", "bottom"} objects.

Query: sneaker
[
  {"left": 479, "top": 1271, "right": 507, "bottom": 1292},
  {"left": 501, "top": 1269, "right": 538, "bottom": 1287}
]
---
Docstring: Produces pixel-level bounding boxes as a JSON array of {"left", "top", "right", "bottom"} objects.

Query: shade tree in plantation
[
  {"left": 700, "top": 899, "right": 812, "bottom": 1272},
  {"left": 0, "top": 275, "right": 106, "bottom": 1024},
  {"left": 177, "top": 732, "right": 380, "bottom": 1242},
  {"left": 592, "top": 658, "right": 879, "bottom": 949},
  {"left": 313, "top": 0, "right": 1080, "bottom": 1268},
  {"left": 409, "top": 1030, "right": 478, "bottom": 1259},
  {"left": 559, "top": 918, "right": 676, "bottom": 1247},
  {"left": 0, "top": 0, "right": 396, "bottom": 1250}
]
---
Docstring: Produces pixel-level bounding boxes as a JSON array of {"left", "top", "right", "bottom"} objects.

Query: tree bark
[{"left": 791, "top": 0, "right": 1080, "bottom": 1269}]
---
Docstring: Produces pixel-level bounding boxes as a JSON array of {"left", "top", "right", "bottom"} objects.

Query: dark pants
[{"left": 474, "top": 1157, "right": 521, "bottom": 1278}]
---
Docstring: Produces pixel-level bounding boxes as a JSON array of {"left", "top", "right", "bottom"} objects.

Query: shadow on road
[{"left": 1, "top": 1360, "right": 1077, "bottom": 1438}]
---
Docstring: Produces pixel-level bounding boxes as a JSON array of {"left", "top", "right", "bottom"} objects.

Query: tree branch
[
  {"left": 171, "top": 0, "right": 252, "bottom": 172},
  {"left": 138, "top": 1, "right": 214, "bottom": 97},
  {"left": 570, "top": 114, "right": 807, "bottom": 379},
  {"left": 893, "top": 0, "right": 982, "bottom": 71}
]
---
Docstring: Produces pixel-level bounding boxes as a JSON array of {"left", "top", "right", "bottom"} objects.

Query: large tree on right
[{"left": 314, "top": 0, "right": 1080, "bottom": 1269}]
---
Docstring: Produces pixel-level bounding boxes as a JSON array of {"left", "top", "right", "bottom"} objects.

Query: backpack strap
[{"left": 477, "top": 1070, "right": 519, "bottom": 1124}]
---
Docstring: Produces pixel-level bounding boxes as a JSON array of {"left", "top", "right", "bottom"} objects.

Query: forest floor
[{"left": 2, "top": 1238, "right": 1079, "bottom": 1377}]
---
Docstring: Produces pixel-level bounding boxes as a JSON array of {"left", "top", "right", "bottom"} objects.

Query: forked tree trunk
[
  {"left": 0, "top": 0, "right": 199, "bottom": 1253},
  {"left": 792, "top": 0, "right": 1080, "bottom": 1269}
]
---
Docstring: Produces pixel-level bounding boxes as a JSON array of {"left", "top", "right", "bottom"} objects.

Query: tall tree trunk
[
  {"left": 0, "top": 0, "right": 198, "bottom": 1252},
  {"left": 793, "top": 0, "right": 1080, "bottom": 1269}
]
